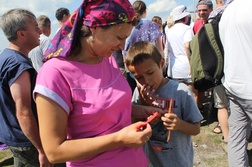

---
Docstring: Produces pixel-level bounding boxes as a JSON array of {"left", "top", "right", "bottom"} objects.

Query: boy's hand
[
  {"left": 161, "top": 113, "right": 181, "bottom": 131},
  {"left": 138, "top": 84, "right": 156, "bottom": 105}
]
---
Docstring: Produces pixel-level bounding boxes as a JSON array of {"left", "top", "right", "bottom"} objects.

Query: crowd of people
[{"left": 0, "top": 0, "right": 251, "bottom": 167}]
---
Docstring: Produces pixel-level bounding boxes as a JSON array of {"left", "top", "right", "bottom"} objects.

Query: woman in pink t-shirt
[{"left": 33, "top": 0, "right": 165, "bottom": 166}]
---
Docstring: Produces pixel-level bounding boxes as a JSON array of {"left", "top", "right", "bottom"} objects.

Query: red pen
[{"left": 137, "top": 112, "right": 159, "bottom": 131}]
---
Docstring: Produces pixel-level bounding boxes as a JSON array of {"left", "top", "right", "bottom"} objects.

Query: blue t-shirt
[
  {"left": 0, "top": 48, "right": 37, "bottom": 147},
  {"left": 132, "top": 79, "right": 203, "bottom": 167}
]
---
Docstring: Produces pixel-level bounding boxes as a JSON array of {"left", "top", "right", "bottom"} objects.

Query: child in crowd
[{"left": 125, "top": 41, "right": 203, "bottom": 167}]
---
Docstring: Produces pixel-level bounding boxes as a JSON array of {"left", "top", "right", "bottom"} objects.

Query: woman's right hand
[{"left": 117, "top": 122, "right": 152, "bottom": 148}]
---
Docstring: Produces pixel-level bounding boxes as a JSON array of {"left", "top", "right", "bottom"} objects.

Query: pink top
[
  {"left": 193, "top": 19, "right": 204, "bottom": 34},
  {"left": 34, "top": 57, "right": 147, "bottom": 167}
]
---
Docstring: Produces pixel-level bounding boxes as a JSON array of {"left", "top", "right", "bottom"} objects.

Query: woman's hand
[
  {"left": 117, "top": 122, "right": 152, "bottom": 148},
  {"left": 132, "top": 105, "right": 166, "bottom": 120}
]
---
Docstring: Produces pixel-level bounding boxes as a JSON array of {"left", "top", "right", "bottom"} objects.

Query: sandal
[{"left": 212, "top": 123, "right": 222, "bottom": 134}]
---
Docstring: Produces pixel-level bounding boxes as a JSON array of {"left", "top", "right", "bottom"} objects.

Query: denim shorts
[{"left": 8, "top": 145, "right": 39, "bottom": 167}]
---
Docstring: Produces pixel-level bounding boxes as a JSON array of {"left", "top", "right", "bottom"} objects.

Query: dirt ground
[
  {"left": 193, "top": 119, "right": 228, "bottom": 167},
  {"left": 189, "top": 90, "right": 226, "bottom": 166},
  {"left": 193, "top": 100, "right": 252, "bottom": 167}
]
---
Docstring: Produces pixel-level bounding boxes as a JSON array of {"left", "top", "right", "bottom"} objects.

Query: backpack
[{"left": 189, "top": 12, "right": 224, "bottom": 91}]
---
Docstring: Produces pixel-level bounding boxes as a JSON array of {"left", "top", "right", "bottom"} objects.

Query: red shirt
[{"left": 193, "top": 19, "right": 204, "bottom": 34}]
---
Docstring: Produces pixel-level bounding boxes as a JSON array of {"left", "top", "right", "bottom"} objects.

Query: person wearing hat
[
  {"left": 33, "top": 0, "right": 167, "bottom": 166},
  {"left": 193, "top": 0, "right": 213, "bottom": 34},
  {"left": 166, "top": 5, "right": 197, "bottom": 101}
]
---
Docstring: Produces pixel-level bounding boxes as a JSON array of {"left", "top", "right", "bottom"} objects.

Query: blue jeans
[{"left": 8, "top": 145, "right": 39, "bottom": 167}]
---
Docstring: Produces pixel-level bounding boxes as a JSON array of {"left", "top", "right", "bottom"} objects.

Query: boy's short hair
[
  {"left": 55, "top": 7, "right": 70, "bottom": 21},
  {"left": 125, "top": 41, "right": 162, "bottom": 67},
  {"left": 37, "top": 15, "right": 51, "bottom": 29}
]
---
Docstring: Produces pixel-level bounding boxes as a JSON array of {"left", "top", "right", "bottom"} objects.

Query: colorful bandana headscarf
[{"left": 43, "top": 0, "right": 135, "bottom": 61}]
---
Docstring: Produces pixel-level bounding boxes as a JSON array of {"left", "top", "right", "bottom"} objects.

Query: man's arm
[
  {"left": 10, "top": 71, "right": 42, "bottom": 150},
  {"left": 10, "top": 70, "right": 51, "bottom": 166},
  {"left": 185, "top": 41, "right": 191, "bottom": 60}
]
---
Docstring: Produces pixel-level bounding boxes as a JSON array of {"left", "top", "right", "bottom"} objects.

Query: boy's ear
[{"left": 160, "top": 57, "right": 165, "bottom": 68}]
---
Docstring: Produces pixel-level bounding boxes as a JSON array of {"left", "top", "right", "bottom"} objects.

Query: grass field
[{"left": 0, "top": 149, "right": 13, "bottom": 167}]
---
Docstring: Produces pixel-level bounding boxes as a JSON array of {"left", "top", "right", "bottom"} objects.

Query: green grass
[
  {"left": 203, "top": 156, "right": 228, "bottom": 167},
  {"left": 0, "top": 149, "right": 13, "bottom": 167},
  {"left": 0, "top": 149, "right": 9, "bottom": 159}
]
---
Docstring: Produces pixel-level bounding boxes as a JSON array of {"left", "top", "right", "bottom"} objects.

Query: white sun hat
[{"left": 170, "top": 5, "right": 190, "bottom": 22}]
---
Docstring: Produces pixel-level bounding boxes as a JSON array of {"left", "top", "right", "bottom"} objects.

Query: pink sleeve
[{"left": 34, "top": 64, "right": 72, "bottom": 114}]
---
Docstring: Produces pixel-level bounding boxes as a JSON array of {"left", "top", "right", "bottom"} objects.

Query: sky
[{"left": 0, "top": 0, "right": 215, "bottom": 52}]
